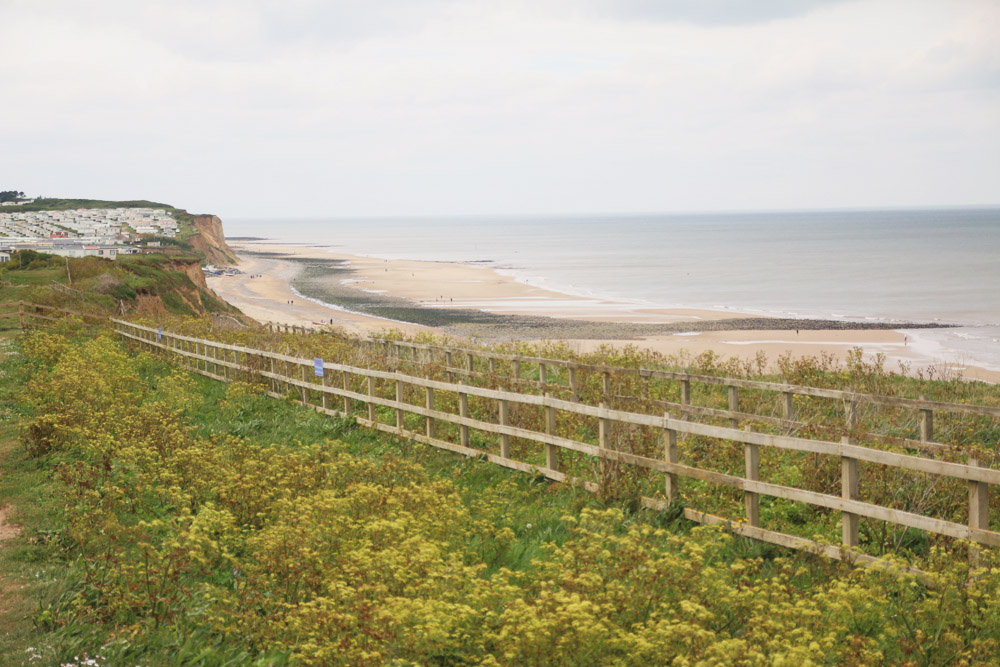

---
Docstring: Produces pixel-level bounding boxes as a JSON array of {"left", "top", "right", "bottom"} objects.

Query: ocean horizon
[{"left": 228, "top": 207, "right": 1000, "bottom": 372}]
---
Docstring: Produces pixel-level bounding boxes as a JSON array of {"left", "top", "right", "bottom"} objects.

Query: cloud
[
  {"left": 586, "top": 0, "right": 853, "bottom": 26},
  {"left": 1, "top": 0, "right": 998, "bottom": 215}
]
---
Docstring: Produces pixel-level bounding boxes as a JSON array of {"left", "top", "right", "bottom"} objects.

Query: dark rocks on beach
[
  {"left": 445, "top": 316, "right": 951, "bottom": 341},
  {"left": 284, "top": 256, "right": 953, "bottom": 341}
]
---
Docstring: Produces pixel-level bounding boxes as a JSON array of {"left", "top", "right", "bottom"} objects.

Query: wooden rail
[
  {"left": 264, "top": 321, "right": 999, "bottom": 454},
  {"left": 359, "top": 334, "right": 1000, "bottom": 417},
  {"left": 0, "top": 300, "right": 107, "bottom": 331},
  {"left": 118, "top": 319, "right": 999, "bottom": 567}
]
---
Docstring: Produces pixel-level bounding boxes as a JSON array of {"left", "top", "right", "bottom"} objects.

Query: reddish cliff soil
[{"left": 190, "top": 215, "right": 237, "bottom": 266}]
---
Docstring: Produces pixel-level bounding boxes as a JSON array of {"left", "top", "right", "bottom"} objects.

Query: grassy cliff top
[
  {"left": 0, "top": 250, "right": 242, "bottom": 319},
  {"left": 2, "top": 198, "right": 203, "bottom": 240}
]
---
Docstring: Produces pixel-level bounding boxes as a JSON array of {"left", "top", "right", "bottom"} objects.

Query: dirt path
[
  {"left": 0, "top": 464, "right": 26, "bottom": 654},
  {"left": 0, "top": 335, "right": 31, "bottom": 657},
  {"left": 0, "top": 504, "right": 20, "bottom": 542}
]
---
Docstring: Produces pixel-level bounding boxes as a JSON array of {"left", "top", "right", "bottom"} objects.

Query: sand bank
[
  {"left": 206, "top": 251, "right": 433, "bottom": 337},
  {"left": 208, "top": 241, "right": 999, "bottom": 383}
]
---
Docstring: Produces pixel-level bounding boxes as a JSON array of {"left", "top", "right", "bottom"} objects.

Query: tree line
[{"left": 0, "top": 189, "right": 27, "bottom": 202}]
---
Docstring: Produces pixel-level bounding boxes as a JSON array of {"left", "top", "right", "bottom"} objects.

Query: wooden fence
[
  {"left": 0, "top": 300, "right": 107, "bottom": 332},
  {"left": 117, "top": 319, "right": 999, "bottom": 568},
  {"left": 266, "top": 322, "right": 1000, "bottom": 455}
]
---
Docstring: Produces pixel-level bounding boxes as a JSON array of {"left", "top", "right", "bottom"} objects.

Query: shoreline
[{"left": 206, "top": 241, "right": 1000, "bottom": 383}]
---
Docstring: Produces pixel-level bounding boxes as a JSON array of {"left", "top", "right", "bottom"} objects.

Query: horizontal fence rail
[
  {"left": 264, "top": 322, "right": 1000, "bottom": 456},
  {"left": 119, "top": 319, "right": 999, "bottom": 567},
  {"left": 0, "top": 300, "right": 107, "bottom": 332}
]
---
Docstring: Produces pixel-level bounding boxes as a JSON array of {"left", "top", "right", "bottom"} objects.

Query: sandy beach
[{"left": 208, "top": 241, "right": 1000, "bottom": 383}]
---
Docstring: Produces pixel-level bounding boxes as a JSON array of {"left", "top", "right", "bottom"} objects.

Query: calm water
[{"left": 229, "top": 208, "right": 1000, "bottom": 370}]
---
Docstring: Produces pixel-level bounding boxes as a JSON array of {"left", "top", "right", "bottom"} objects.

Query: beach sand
[{"left": 208, "top": 241, "right": 1000, "bottom": 383}]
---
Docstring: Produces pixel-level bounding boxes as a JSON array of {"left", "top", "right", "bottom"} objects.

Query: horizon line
[{"left": 223, "top": 203, "right": 1000, "bottom": 220}]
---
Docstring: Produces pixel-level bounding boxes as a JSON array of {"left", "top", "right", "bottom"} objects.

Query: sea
[{"left": 228, "top": 208, "right": 1000, "bottom": 373}]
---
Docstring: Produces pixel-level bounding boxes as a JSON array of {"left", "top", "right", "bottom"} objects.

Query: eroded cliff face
[
  {"left": 133, "top": 257, "right": 245, "bottom": 319},
  {"left": 170, "top": 257, "right": 210, "bottom": 289},
  {"left": 189, "top": 215, "right": 237, "bottom": 266}
]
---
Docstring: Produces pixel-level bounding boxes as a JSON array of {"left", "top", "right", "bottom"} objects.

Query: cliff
[
  {"left": 188, "top": 215, "right": 238, "bottom": 266},
  {"left": 0, "top": 251, "right": 249, "bottom": 321}
]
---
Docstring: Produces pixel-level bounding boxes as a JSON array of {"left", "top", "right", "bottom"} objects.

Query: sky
[{"left": 2, "top": 0, "right": 998, "bottom": 218}]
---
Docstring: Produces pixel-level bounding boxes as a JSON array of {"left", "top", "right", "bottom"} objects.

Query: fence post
[
  {"left": 459, "top": 382, "right": 469, "bottom": 447},
  {"left": 342, "top": 371, "right": 351, "bottom": 415},
  {"left": 969, "top": 453, "right": 989, "bottom": 565},
  {"left": 466, "top": 352, "right": 475, "bottom": 374},
  {"left": 395, "top": 378, "right": 404, "bottom": 429},
  {"left": 425, "top": 387, "right": 435, "bottom": 438},
  {"left": 513, "top": 360, "right": 521, "bottom": 383},
  {"left": 367, "top": 376, "right": 376, "bottom": 422},
  {"left": 664, "top": 416, "right": 678, "bottom": 504},
  {"left": 599, "top": 402, "right": 609, "bottom": 482},
  {"left": 499, "top": 398, "right": 510, "bottom": 459},
  {"left": 446, "top": 351, "right": 454, "bottom": 382},
  {"left": 489, "top": 357, "right": 497, "bottom": 374},
  {"left": 728, "top": 386, "right": 739, "bottom": 428},
  {"left": 919, "top": 396, "right": 934, "bottom": 442},
  {"left": 744, "top": 426, "right": 759, "bottom": 527},
  {"left": 545, "top": 397, "right": 558, "bottom": 471},
  {"left": 845, "top": 396, "right": 858, "bottom": 430},
  {"left": 680, "top": 379, "right": 691, "bottom": 414},
  {"left": 321, "top": 369, "right": 329, "bottom": 412},
  {"left": 539, "top": 363, "right": 547, "bottom": 388},
  {"left": 602, "top": 371, "right": 611, "bottom": 400},
  {"left": 300, "top": 364, "right": 308, "bottom": 404},
  {"left": 841, "top": 436, "right": 859, "bottom": 550},
  {"left": 782, "top": 390, "right": 795, "bottom": 421},
  {"left": 569, "top": 367, "right": 579, "bottom": 402}
]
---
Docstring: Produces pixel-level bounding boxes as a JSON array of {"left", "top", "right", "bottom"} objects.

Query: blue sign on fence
[
  {"left": 314, "top": 358, "right": 324, "bottom": 377},
  {"left": 157, "top": 327, "right": 162, "bottom": 341}
]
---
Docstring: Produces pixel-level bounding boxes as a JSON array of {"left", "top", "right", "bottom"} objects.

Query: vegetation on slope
[
  {"left": 0, "top": 252, "right": 243, "bottom": 319},
  {"left": 146, "top": 317, "right": 1000, "bottom": 559},
  {"left": 0, "top": 330, "right": 998, "bottom": 665}
]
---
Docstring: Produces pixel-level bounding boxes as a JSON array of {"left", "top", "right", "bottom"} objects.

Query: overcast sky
[{"left": 2, "top": 0, "right": 998, "bottom": 218}]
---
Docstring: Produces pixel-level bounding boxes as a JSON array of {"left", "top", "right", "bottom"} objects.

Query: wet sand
[{"left": 207, "top": 241, "right": 999, "bottom": 383}]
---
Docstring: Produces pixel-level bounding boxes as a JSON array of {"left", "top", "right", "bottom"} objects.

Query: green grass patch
[{"left": 2, "top": 331, "right": 999, "bottom": 665}]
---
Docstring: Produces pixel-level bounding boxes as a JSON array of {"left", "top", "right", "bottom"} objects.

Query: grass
[
  {"left": 0, "top": 332, "right": 863, "bottom": 665},
  {"left": 149, "top": 318, "right": 1000, "bottom": 557},
  {"left": 0, "top": 253, "right": 244, "bottom": 320},
  {"left": 180, "top": 364, "right": 645, "bottom": 574},
  {"left": 0, "top": 337, "right": 68, "bottom": 663},
  {"left": 4, "top": 328, "right": 1000, "bottom": 664}
]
